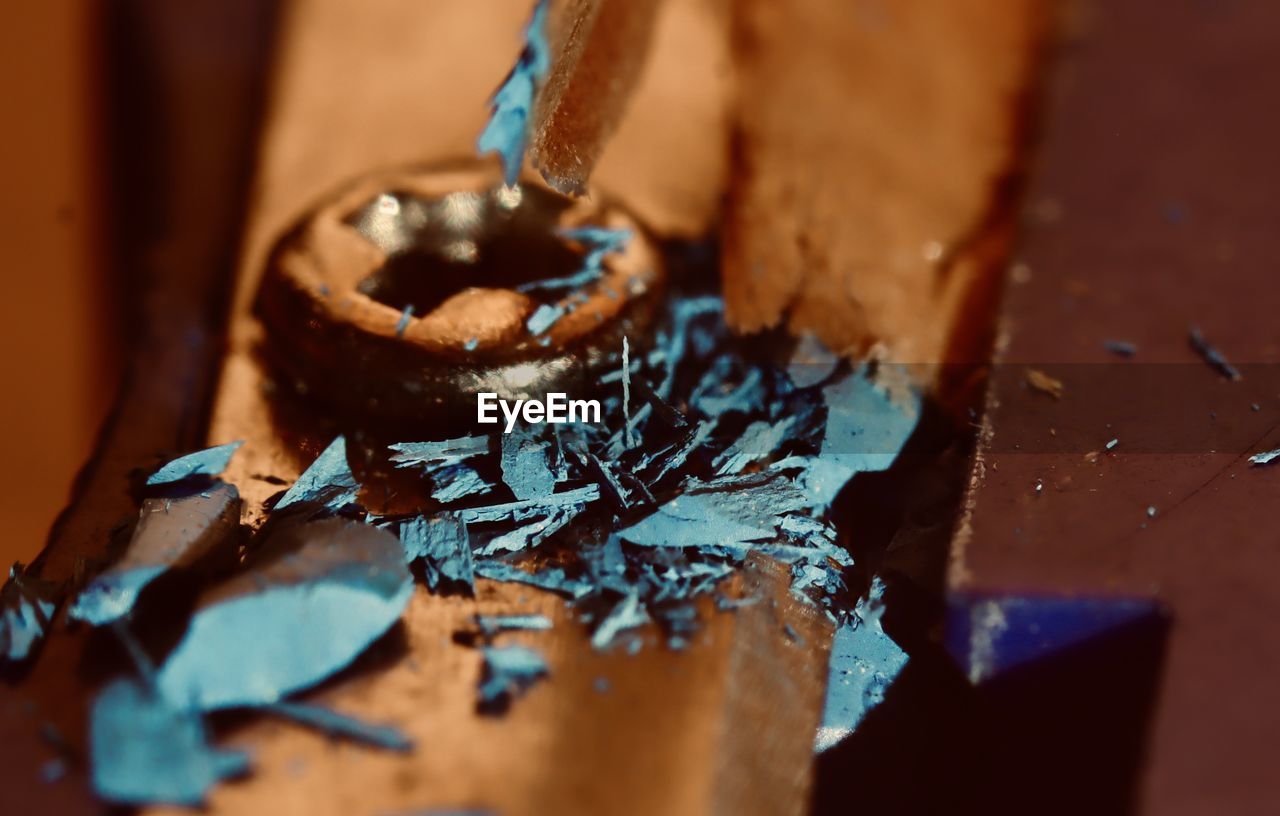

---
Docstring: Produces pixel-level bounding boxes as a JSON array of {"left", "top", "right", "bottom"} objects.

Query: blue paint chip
[
  {"left": 590, "top": 592, "right": 649, "bottom": 650},
  {"left": 478, "top": 644, "right": 549, "bottom": 707},
  {"left": 1249, "top": 447, "right": 1280, "bottom": 466},
  {"left": 70, "top": 482, "right": 241, "bottom": 626},
  {"left": 619, "top": 471, "right": 809, "bottom": 550},
  {"left": 155, "top": 518, "right": 412, "bottom": 710},
  {"left": 263, "top": 701, "right": 412, "bottom": 752},
  {"left": 815, "top": 578, "right": 908, "bottom": 752},
  {"left": 814, "top": 368, "right": 921, "bottom": 504},
  {"left": 787, "top": 334, "right": 839, "bottom": 388},
  {"left": 400, "top": 514, "right": 473, "bottom": 591},
  {"left": 0, "top": 562, "right": 59, "bottom": 663},
  {"left": 90, "top": 677, "right": 249, "bottom": 806},
  {"left": 475, "top": 507, "right": 577, "bottom": 557},
  {"left": 395, "top": 305, "right": 415, "bottom": 337},
  {"left": 526, "top": 302, "right": 565, "bottom": 336},
  {"left": 516, "top": 268, "right": 601, "bottom": 294},
  {"left": 474, "top": 613, "right": 553, "bottom": 638},
  {"left": 390, "top": 436, "right": 489, "bottom": 469},
  {"left": 476, "top": 0, "right": 551, "bottom": 185},
  {"left": 1104, "top": 339, "right": 1137, "bottom": 357},
  {"left": 431, "top": 465, "right": 494, "bottom": 504},
  {"left": 275, "top": 436, "right": 360, "bottom": 512},
  {"left": 473, "top": 561, "right": 591, "bottom": 599},
  {"left": 500, "top": 433, "right": 556, "bottom": 500},
  {"left": 146, "top": 441, "right": 244, "bottom": 486},
  {"left": 459, "top": 484, "right": 600, "bottom": 525},
  {"left": 713, "top": 417, "right": 799, "bottom": 476},
  {"left": 557, "top": 226, "right": 632, "bottom": 272},
  {"left": 1189, "top": 325, "right": 1242, "bottom": 381}
]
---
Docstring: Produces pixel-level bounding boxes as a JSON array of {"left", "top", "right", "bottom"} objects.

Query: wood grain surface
[{"left": 723, "top": 0, "right": 1047, "bottom": 367}]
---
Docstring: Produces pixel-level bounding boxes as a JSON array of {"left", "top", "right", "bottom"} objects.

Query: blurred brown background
[{"left": 0, "top": 2, "right": 117, "bottom": 568}]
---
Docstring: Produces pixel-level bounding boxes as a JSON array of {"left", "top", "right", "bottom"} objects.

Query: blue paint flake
[
  {"left": 459, "top": 484, "right": 600, "bottom": 524},
  {"left": 389, "top": 436, "right": 489, "bottom": 469},
  {"left": 473, "top": 561, "right": 591, "bottom": 599},
  {"left": 475, "top": 507, "right": 577, "bottom": 557},
  {"left": 558, "top": 226, "right": 632, "bottom": 272},
  {"left": 155, "top": 518, "right": 412, "bottom": 710},
  {"left": 0, "top": 562, "right": 59, "bottom": 663},
  {"left": 590, "top": 592, "right": 649, "bottom": 650},
  {"left": 1249, "top": 447, "right": 1280, "bottom": 466},
  {"left": 516, "top": 266, "right": 603, "bottom": 294},
  {"left": 513, "top": 228, "right": 629, "bottom": 295},
  {"left": 430, "top": 465, "right": 494, "bottom": 504},
  {"left": 646, "top": 421, "right": 714, "bottom": 486},
  {"left": 526, "top": 303, "right": 565, "bottom": 336},
  {"left": 90, "top": 677, "right": 249, "bottom": 806},
  {"left": 713, "top": 417, "right": 799, "bottom": 476},
  {"left": 475, "top": 613, "right": 553, "bottom": 637},
  {"left": 1104, "top": 339, "right": 1137, "bottom": 357},
  {"left": 500, "top": 432, "right": 556, "bottom": 500},
  {"left": 619, "top": 471, "right": 810, "bottom": 550},
  {"left": 478, "top": 644, "right": 548, "bottom": 707},
  {"left": 621, "top": 336, "right": 634, "bottom": 449},
  {"left": 1189, "top": 325, "right": 1242, "bottom": 380},
  {"left": 146, "top": 441, "right": 244, "bottom": 486},
  {"left": 395, "top": 305, "right": 415, "bottom": 337},
  {"left": 815, "top": 577, "right": 908, "bottom": 752},
  {"left": 263, "top": 701, "right": 412, "bottom": 752},
  {"left": 400, "top": 514, "right": 473, "bottom": 591},
  {"left": 476, "top": 0, "right": 551, "bottom": 185},
  {"left": 71, "top": 482, "right": 241, "bottom": 626},
  {"left": 691, "top": 365, "right": 765, "bottom": 417},
  {"left": 813, "top": 368, "right": 921, "bottom": 505},
  {"left": 275, "top": 436, "right": 360, "bottom": 511},
  {"left": 787, "top": 334, "right": 839, "bottom": 388}
]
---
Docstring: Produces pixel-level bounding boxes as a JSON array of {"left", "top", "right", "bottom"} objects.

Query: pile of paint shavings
[
  {"left": 282, "top": 292, "right": 921, "bottom": 704},
  {"left": 72, "top": 291, "right": 918, "bottom": 806},
  {"left": 361, "top": 294, "right": 920, "bottom": 660}
]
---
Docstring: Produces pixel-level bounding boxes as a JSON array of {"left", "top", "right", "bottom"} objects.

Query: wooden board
[
  {"left": 192, "top": 2, "right": 825, "bottom": 813},
  {"left": 952, "top": 1, "right": 1280, "bottom": 812},
  {"left": 723, "top": 0, "right": 1047, "bottom": 371}
]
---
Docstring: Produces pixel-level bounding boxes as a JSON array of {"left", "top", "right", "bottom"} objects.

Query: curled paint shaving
[
  {"left": 476, "top": 0, "right": 551, "bottom": 185},
  {"left": 1249, "top": 448, "right": 1280, "bottom": 466}
]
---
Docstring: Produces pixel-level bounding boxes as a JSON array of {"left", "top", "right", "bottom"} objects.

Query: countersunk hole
[{"left": 346, "top": 184, "right": 587, "bottom": 315}]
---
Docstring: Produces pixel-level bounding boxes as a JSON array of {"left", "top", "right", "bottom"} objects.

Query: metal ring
[{"left": 255, "top": 159, "right": 664, "bottom": 428}]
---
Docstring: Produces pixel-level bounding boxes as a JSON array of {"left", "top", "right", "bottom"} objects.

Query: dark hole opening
[{"left": 345, "top": 184, "right": 586, "bottom": 316}]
